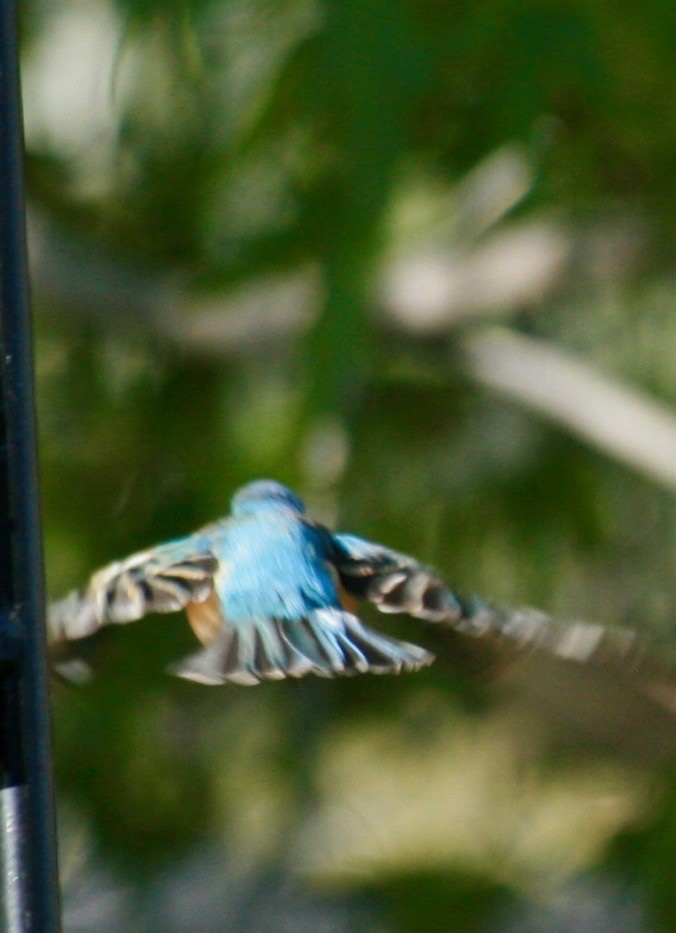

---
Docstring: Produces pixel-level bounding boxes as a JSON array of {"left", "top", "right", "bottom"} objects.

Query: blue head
[{"left": 231, "top": 480, "right": 306, "bottom": 518}]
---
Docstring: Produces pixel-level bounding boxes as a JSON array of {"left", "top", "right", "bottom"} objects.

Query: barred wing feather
[
  {"left": 331, "top": 533, "right": 670, "bottom": 683},
  {"left": 48, "top": 544, "right": 218, "bottom": 644},
  {"left": 331, "top": 533, "right": 463, "bottom": 622}
]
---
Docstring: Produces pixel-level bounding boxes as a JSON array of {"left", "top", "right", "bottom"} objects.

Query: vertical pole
[{"left": 0, "top": 0, "right": 61, "bottom": 928}]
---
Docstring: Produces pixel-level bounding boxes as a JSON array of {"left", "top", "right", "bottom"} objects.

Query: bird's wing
[
  {"left": 48, "top": 538, "right": 218, "bottom": 644},
  {"left": 330, "top": 533, "right": 464, "bottom": 622},
  {"left": 330, "top": 532, "right": 669, "bottom": 678}
]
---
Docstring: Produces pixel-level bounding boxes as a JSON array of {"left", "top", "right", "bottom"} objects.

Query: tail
[{"left": 169, "top": 608, "right": 434, "bottom": 686}]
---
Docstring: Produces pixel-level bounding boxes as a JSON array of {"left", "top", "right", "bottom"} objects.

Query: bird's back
[{"left": 213, "top": 513, "right": 339, "bottom": 625}]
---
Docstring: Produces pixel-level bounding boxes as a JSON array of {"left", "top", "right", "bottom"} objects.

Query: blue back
[{"left": 211, "top": 514, "right": 340, "bottom": 624}]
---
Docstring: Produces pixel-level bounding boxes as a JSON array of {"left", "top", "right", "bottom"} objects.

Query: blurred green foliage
[{"left": 19, "top": 0, "right": 675, "bottom": 928}]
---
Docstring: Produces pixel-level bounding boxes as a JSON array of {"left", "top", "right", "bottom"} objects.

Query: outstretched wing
[
  {"left": 448, "top": 601, "right": 644, "bottom": 665},
  {"left": 331, "top": 533, "right": 670, "bottom": 679},
  {"left": 48, "top": 539, "right": 219, "bottom": 644},
  {"left": 330, "top": 533, "right": 464, "bottom": 622}
]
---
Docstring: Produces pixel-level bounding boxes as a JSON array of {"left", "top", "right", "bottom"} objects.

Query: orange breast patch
[{"left": 186, "top": 590, "right": 223, "bottom": 645}]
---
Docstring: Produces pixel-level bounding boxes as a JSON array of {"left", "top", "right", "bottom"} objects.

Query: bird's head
[{"left": 230, "top": 480, "right": 306, "bottom": 517}]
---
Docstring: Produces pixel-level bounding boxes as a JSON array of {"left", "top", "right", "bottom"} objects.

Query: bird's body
[
  {"left": 49, "top": 480, "right": 460, "bottom": 684},
  {"left": 50, "top": 479, "right": 659, "bottom": 691},
  {"left": 208, "top": 512, "right": 338, "bottom": 625}
]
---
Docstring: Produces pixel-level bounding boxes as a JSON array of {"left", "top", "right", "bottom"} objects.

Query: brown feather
[{"left": 185, "top": 590, "right": 224, "bottom": 646}]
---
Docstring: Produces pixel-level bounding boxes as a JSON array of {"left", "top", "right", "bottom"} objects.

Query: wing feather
[
  {"left": 330, "top": 533, "right": 671, "bottom": 687},
  {"left": 49, "top": 543, "right": 218, "bottom": 644},
  {"left": 331, "top": 533, "right": 463, "bottom": 621}
]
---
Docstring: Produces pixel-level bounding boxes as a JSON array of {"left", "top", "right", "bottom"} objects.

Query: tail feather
[{"left": 169, "top": 608, "right": 434, "bottom": 686}]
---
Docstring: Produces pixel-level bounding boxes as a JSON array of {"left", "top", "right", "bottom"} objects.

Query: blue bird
[
  {"left": 50, "top": 479, "right": 659, "bottom": 690},
  {"left": 49, "top": 480, "right": 465, "bottom": 685}
]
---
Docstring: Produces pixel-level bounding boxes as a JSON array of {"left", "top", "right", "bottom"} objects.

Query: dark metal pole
[{"left": 0, "top": 0, "right": 61, "bottom": 928}]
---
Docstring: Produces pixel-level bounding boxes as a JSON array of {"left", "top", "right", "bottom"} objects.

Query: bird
[
  {"left": 48, "top": 479, "right": 665, "bottom": 692},
  {"left": 49, "top": 479, "right": 457, "bottom": 685}
]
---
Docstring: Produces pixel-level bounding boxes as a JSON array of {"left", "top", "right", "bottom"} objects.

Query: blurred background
[{"left": 18, "top": 0, "right": 676, "bottom": 928}]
